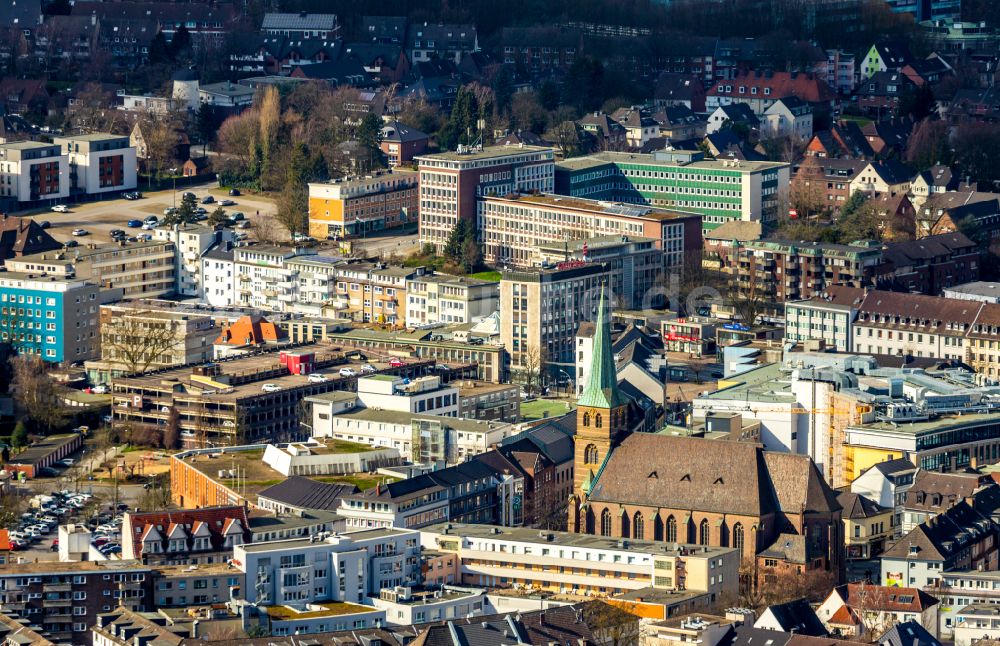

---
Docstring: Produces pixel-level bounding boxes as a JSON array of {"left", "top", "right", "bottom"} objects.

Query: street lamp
[
  {"left": 557, "top": 369, "right": 573, "bottom": 397},
  {"left": 168, "top": 168, "right": 178, "bottom": 209}
]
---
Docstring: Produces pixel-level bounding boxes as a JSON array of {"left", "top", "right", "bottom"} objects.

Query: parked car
[
  {"left": 141, "top": 223, "right": 155, "bottom": 230},
  {"left": 229, "top": 212, "right": 245, "bottom": 222},
  {"left": 51, "top": 204, "right": 69, "bottom": 213},
  {"left": 127, "top": 219, "right": 143, "bottom": 228},
  {"left": 63, "top": 240, "right": 79, "bottom": 248},
  {"left": 338, "top": 367, "right": 357, "bottom": 377},
  {"left": 228, "top": 188, "right": 240, "bottom": 196},
  {"left": 145, "top": 216, "right": 159, "bottom": 225},
  {"left": 261, "top": 383, "right": 281, "bottom": 393},
  {"left": 182, "top": 191, "right": 196, "bottom": 200},
  {"left": 109, "top": 229, "right": 125, "bottom": 238},
  {"left": 308, "top": 373, "right": 329, "bottom": 383},
  {"left": 201, "top": 195, "right": 215, "bottom": 204},
  {"left": 38, "top": 220, "right": 51, "bottom": 229},
  {"left": 123, "top": 191, "right": 142, "bottom": 200},
  {"left": 71, "top": 228, "right": 89, "bottom": 236},
  {"left": 361, "top": 364, "right": 376, "bottom": 374},
  {"left": 389, "top": 358, "right": 405, "bottom": 368},
  {"left": 220, "top": 199, "right": 235, "bottom": 206}
]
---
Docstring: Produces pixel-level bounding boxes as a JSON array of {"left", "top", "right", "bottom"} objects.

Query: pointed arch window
[
  {"left": 584, "top": 444, "right": 598, "bottom": 465},
  {"left": 595, "top": 413, "right": 602, "bottom": 428},
  {"left": 600, "top": 509, "right": 612, "bottom": 536},
  {"left": 666, "top": 515, "right": 677, "bottom": 542},
  {"left": 699, "top": 519, "right": 710, "bottom": 545},
  {"left": 633, "top": 512, "right": 645, "bottom": 540},
  {"left": 733, "top": 523, "right": 745, "bottom": 553},
  {"left": 582, "top": 412, "right": 590, "bottom": 426}
]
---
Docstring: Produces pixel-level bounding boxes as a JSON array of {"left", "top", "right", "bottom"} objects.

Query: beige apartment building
[
  {"left": 85, "top": 301, "right": 221, "bottom": 384},
  {"left": 9, "top": 241, "right": 176, "bottom": 298},
  {"left": 500, "top": 263, "right": 610, "bottom": 381}
]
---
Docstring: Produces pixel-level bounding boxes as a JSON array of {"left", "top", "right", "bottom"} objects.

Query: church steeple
[
  {"left": 578, "top": 286, "right": 628, "bottom": 410},
  {"left": 570, "top": 285, "right": 631, "bottom": 533}
]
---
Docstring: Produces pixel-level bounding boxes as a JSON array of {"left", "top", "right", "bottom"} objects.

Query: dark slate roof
[
  {"left": 874, "top": 41, "right": 913, "bottom": 68},
  {"left": 838, "top": 491, "right": 890, "bottom": 520},
  {"left": 499, "top": 412, "right": 575, "bottom": 465},
  {"left": 654, "top": 72, "right": 703, "bottom": 103},
  {"left": 342, "top": 42, "right": 404, "bottom": 68},
  {"left": 882, "top": 500, "right": 994, "bottom": 562},
  {"left": 715, "top": 103, "right": 760, "bottom": 125},
  {"left": 916, "top": 165, "right": 955, "bottom": 190},
  {"left": 867, "top": 457, "right": 918, "bottom": 477},
  {"left": 882, "top": 231, "right": 977, "bottom": 268},
  {"left": 381, "top": 120, "right": 428, "bottom": 144},
  {"left": 257, "top": 476, "right": 358, "bottom": 511},
  {"left": 879, "top": 621, "right": 942, "bottom": 646},
  {"left": 759, "top": 598, "right": 828, "bottom": 636},
  {"left": 361, "top": 15, "right": 408, "bottom": 44},
  {"left": 724, "top": 625, "right": 794, "bottom": 646},
  {"left": 262, "top": 12, "right": 337, "bottom": 31},
  {"left": 868, "top": 159, "right": 915, "bottom": 185}
]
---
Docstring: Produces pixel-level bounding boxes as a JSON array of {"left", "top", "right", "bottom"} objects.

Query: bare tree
[
  {"left": 516, "top": 345, "right": 547, "bottom": 397},
  {"left": 251, "top": 216, "right": 283, "bottom": 245},
  {"left": 137, "top": 112, "right": 181, "bottom": 182},
  {"left": 100, "top": 309, "right": 182, "bottom": 376},
  {"left": 581, "top": 601, "right": 641, "bottom": 646},
  {"left": 9, "top": 355, "right": 65, "bottom": 432},
  {"left": 138, "top": 472, "right": 172, "bottom": 511}
]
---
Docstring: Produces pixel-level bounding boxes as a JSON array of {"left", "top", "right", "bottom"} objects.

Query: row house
[
  {"left": 499, "top": 26, "right": 581, "bottom": 74},
  {"left": 857, "top": 71, "right": 919, "bottom": 116},
  {"left": 122, "top": 506, "right": 251, "bottom": 565},
  {"left": 406, "top": 22, "right": 477, "bottom": 64},
  {"left": 261, "top": 12, "right": 339, "bottom": 40},
  {"left": 851, "top": 290, "right": 979, "bottom": 360},
  {"left": 230, "top": 36, "right": 341, "bottom": 76},
  {"left": 706, "top": 70, "right": 837, "bottom": 115},
  {"left": 792, "top": 157, "right": 866, "bottom": 213},
  {"left": 880, "top": 232, "right": 980, "bottom": 294},
  {"left": 806, "top": 120, "right": 875, "bottom": 159}
]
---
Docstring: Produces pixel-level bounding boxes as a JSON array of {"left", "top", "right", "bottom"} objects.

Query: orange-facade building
[{"left": 308, "top": 169, "right": 418, "bottom": 240}]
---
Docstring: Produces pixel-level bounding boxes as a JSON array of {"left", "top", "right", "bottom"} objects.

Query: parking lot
[
  {"left": 8, "top": 491, "right": 107, "bottom": 560},
  {"left": 19, "top": 183, "right": 421, "bottom": 257},
  {"left": 20, "top": 182, "right": 278, "bottom": 246}
]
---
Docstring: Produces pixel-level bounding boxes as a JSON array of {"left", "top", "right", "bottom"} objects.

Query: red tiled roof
[
  {"left": 828, "top": 605, "right": 859, "bottom": 626},
  {"left": 839, "top": 583, "right": 939, "bottom": 612},
  {"left": 215, "top": 314, "right": 285, "bottom": 346},
  {"left": 708, "top": 71, "right": 836, "bottom": 104},
  {"left": 126, "top": 506, "right": 250, "bottom": 558}
]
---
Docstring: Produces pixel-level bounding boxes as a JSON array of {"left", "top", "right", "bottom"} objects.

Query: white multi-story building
[
  {"left": 234, "top": 245, "right": 316, "bottom": 309},
  {"left": 201, "top": 242, "right": 236, "bottom": 307},
  {"left": 356, "top": 374, "right": 460, "bottom": 416},
  {"left": 308, "top": 390, "right": 513, "bottom": 463},
  {"left": 405, "top": 274, "right": 499, "bottom": 326},
  {"left": 372, "top": 585, "right": 486, "bottom": 626},
  {"left": 233, "top": 528, "right": 421, "bottom": 606},
  {"left": 0, "top": 141, "right": 68, "bottom": 205},
  {"left": 153, "top": 225, "right": 233, "bottom": 297},
  {"left": 53, "top": 133, "right": 137, "bottom": 196},
  {"left": 286, "top": 254, "right": 341, "bottom": 313},
  {"left": 785, "top": 290, "right": 863, "bottom": 353},
  {"left": 415, "top": 145, "right": 554, "bottom": 251}
]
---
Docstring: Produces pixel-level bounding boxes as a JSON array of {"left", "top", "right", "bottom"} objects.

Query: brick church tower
[{"left": 569, "top": 286, "right": 630, "bottom": 532}]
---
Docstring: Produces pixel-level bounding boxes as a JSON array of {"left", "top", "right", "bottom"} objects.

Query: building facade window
[
  {"left": 600, "top": 509, "right": 612, "bottom": 536},
  {"left": 633, "top": 512, "right": 644, "bottom": 540},
  {"left": 699, "top": 519, "right": 710, "bottom": 545},
  {"left": 666, "top": 515, "right": 677, "bottom": 542}
]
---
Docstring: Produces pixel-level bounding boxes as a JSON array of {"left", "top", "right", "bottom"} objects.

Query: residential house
[
  {"left": 880, "top": 622, "right": 942, "bottom": 646},
  {"left": 880, "top": 232, "right": 980, "bottom": 294},
  {"left": 871, "top": 193, "right": 917, "bottom": 241},
  {"left": 121, "top": 506, "right": 251, "bottom": 565},
  {"left": 862, "top": 41, "right": 913, "bottom": 79},
  {"left": 754, "top": 599, "right": 829, "bottom": 636},
  {"left": 850, "top": 160, "right": 914, "bottom": 197},
  {"left": 610, "top": 107, "right": 660, "bottom": 148},
  {"left": 805, "top": 121, "right": 875, "bottom": 159},
  {"left": 783, "top": 285, "right": 866, "bottom": 354},
  {"left": 705, "top": 70, "right": 837, "bottom": 115},
  {"left": 880, "top": 501, "right": 998, "bottom": 588},
  {"left": 862, "top": 119, "right": 914, "bottom": 158},
  {"left": 818, "top": 584, "right": 939, "bottom": 639},
  {"left": 261, "top": 13, "right": 339, "bottom": 40},
  {"left": 953, "top": 605, "right": 1000, "bottom": 646},
  {"left": 900, "top": 470, "right": 1000, "bottom": 534},
  {"left": 341, "top": 42, "right": 410, "bottom": 83},
  {"left": 706, "top": 103, "right": 760, "bottom": 136},
  {"left": 838, "top": 492, "right": 895, "bottom": 562},
  {"left": 902, "top": 54, "right": 953, "bottom": 87},
  {"left": 858, "top": 72, "right": 919, "bottom": 117},
  {"left": 361, "top": 15, "right": 407, "bottom": 44},
  {"left": 791, "top": 157, "right": 866, "bottom": 213},
  {"left": 916, "top": 192, "right": 1000, "bottom": 242},
  {"left": 851, "top": 458, "right": 919, "bottom": 536},
  {"left": 0, "top": 78, "right": 48, "bottom": 116},
  {"left": 577, "top": 112, "right": 626, "bottom": 148},
  {"left": 379, "top": 121, "right": 428, "bottom": 166},
  {"left": 762, "top": 96, "right": 813, "bottom": 142},
  {"left": 652, "top": 105, "right": 707, "bottom": 141},
  {"left": 499, "top": 26, "right": 581, "bottom": 75},
  {"left": 654, "top": 72, "right": 707, "bottom": 112},
  {"left": 406, "top": 23, "right": 477, "bottom": 64},
  {"left": 0, "top": 215, "right": 62, "bottom": 261},
  {"left": 911, "top": 166, "right": 962, "bottom": 208}
]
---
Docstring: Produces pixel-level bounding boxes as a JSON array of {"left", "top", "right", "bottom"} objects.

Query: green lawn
[
  {"left": 469, "top": 270, "right": 502, "bottom": 281},
  {"left": 839, "top": 114, "right": 873, "bottom": 127},
  {"left": 521, "top": 398, "right": 575, "bottom": 421},
  {"left": 315, "top": 473, "right": 399, "bottom": 491}
]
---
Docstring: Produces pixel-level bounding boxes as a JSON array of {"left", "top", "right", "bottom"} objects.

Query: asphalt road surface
[{"left": 19, "top": 183, "right": 422, "bottom": 257}]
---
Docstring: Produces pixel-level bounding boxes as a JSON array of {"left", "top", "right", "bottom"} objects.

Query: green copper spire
[{"left": 578, "top": 286, "right": 628, "bottom": 409}]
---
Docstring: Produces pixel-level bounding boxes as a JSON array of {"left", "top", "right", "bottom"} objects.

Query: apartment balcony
[
  {"left": 41, "top": 598, "right": 71, "bottom": 608},
  {"left": 42, "top": 584, "right": 70, "bottom": 593},
  {"left": 44, "top": 611, "right": 72, "bottom": 621}
]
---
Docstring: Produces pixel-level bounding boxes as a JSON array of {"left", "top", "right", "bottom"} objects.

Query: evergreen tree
[
  {"left": 491, "top": 67, "right": 515, "bottom": 113},
  {"left": 438, "top": 87, "right": 480, "bottom": 151},
  {"left": 444, "top": 219, "right": 469, "bottom": 260},
  {"left": 356, "top": 112, "right": 386, "bottom": 171},
  {"left": 170, "top": 25, "right": 193, "bottom": 61},
  {"left": 11, "top": 421, "right": 27, "bottom": 449},
  {"left": 207, "top": 206, "right": 229, "bottom": 227},
  {"left": 164, "top": 192, "right": 199, "bottom": 226},
  {"left": 538, "top": 79, "right": 561, "bottom": 112},
  {"left": 195, "top": 103, "right": 215, "bottom": 156},
  {"left": 148, "top": 31, "right": 171, "bottom": 65}
]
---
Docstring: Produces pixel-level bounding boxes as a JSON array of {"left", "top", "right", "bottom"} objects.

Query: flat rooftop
[
  {"left": 263, "top": 601, "right": 373, "bottom": 620},
  {"left": 485, "top": 193, "right": 700, "bottom": 221},
  {"left": 455, "top": 380, "right": 518, "bottom": 396},
  {"left": 55, "top": 132, "right": 127, "bottom": 142},
  {"left": 848, "top": 411, "right": 1000, "bottom": 437},
  {"left": 16, "top": 240, "right": 173, "bottom": 266},
  {"left": 699, "top": 363, "right": 797, "bottom": 405},
  {"left": 557, "top": 151, "right": 787, "bottom": 173},
  {"left": 615, "top": 586, "right": 714, "bottom": 605},
  {"left": 946, "top": 281, "right": 1000, "bottom": 298},
  {"left": 239, "top": 527, "right": 408, "bottom": 553},
  {"left": 153, "top": 562, "right": 243, "bottom": 577},
  {"left": 178, "top": 439, "right": 376, "bottom": 491},
  {"left": 323, "top": 407, "right": 511, "bottom": 434},
  {"left": 423, "top": 523, "right": 734, "bottom": 557},
  {"left": 416, "top": 144, "right": 552, "bottom": 162},
  {"left": 7, "top": 433, "right": 80, "bottom": 465}
]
